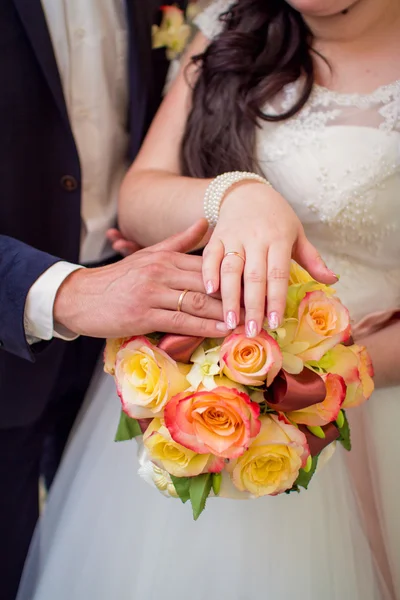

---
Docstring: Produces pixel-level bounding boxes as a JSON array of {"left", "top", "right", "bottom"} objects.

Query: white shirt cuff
[{"left": 24, "top": 262, "right": 84, "bottom": 344}]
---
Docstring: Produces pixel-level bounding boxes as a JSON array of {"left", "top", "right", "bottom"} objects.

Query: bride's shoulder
[{"left": 194, "top": 0, "right": 235, "bottom": 40}]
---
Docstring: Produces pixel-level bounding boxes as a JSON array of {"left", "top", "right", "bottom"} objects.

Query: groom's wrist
[
  {"left": 24, "top": 262, "right": 83, "bottom": 344},
  {"left": 53, "top": 267, "right": 90, "bottom": 337}
]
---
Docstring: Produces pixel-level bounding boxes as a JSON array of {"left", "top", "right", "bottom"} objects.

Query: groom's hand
[{"left": 53, "top": 220, "right": 230, "bottom": 339}]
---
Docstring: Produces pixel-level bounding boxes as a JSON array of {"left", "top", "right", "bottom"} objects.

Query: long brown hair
[{"left": 181, "top": 0, "right": 316, "bottom": 177}]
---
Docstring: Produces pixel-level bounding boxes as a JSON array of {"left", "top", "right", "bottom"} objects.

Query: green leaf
[
  {"left": 338, "top": 410, "right": 351, "bottom": 451},
  {"left": 303, "top": 455, "right": 313, "bottom": 473},
  {"left": 114, "top": 411, "right": 142, "bottom": 442},
  {"left": 189, "top": 473, "right": 213, "bottom": 520},
  {"left": 212, "top": 473, "right": 222, "bottom": 496},
  {"left": 170, "top": 475, "right": 191, "bottom": 504},
  {"left": 336, "top": 409, "right": 345, "bottom": 429},
  {"left": 306, "top": 361, "right": 326, "bottom": 375},
  {"left": 294, "top": 455, "right": 319, "bottom": 490},
  {"left": 306, "top": 425, "right": 326, "bottom": 439},
  {"left": 260, "top": 406, "right": 278, "bottom": 415},
  {"left": 245, "top": 385, "right": 266, "bottom": 393},
  {"left": 285, "top": 485, "right": 300, "bottom": 495}
]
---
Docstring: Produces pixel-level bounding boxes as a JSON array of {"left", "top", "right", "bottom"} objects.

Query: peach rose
[
  {"left": 143, "top": 419, "right": 223, "bottom": 478},
  {"left": 104, "top": 337, "right": 128, "bottom": 375},
  {"left": 287, "top": 373, "right": 346, "bottom": 427},
  {"left": 346, "top": 345, "right": 374, "bottom": 407},
  {"left": 164, "top": 381, "right": 261, "bottom": 459},
  {"left": 295, "top": 290, "right": 351, "bottom": 362},
  {"left": 227, "top": 414, "right": 310, "bottom": 496},
  {"left": 221, "top": 328, "right": 282, "bottom": 387},
  {"left": 321, "top": 344, "right": 374, "bottom": 408},
  {"left": 285, "top": 262, "right": 336, "bottom": 318},
  {"left": 115, "top": 337, "right": 189, "bottom": 419}
]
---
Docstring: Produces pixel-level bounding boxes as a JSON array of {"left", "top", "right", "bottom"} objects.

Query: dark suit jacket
[{"left": 0, "top": 0, "right": 187, "bottom": 427}]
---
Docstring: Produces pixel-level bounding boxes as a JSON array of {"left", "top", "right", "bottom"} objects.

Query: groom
[{"left": 0, "top": 1, "right": 227, "bottom": 599}]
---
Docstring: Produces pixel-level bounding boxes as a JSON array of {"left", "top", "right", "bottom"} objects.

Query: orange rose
[
  {"left": 295, "top": 290, "right": 351, "bottom": 362},
  {"left": 221, "top": 328, "right": 282, "bottom": 387},
  {"left": 164, "top": 383, "right": 261, "bottom": 459},
  {"left": 287, "top": 373, "right": 346, "bottom": 427}
]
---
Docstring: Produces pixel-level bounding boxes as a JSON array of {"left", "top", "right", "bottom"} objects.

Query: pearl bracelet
[{"left": 203, "top": 172, "right": 272, "bottom": 228}]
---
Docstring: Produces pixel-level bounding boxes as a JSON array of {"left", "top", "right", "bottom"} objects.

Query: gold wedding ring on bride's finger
[
  {"left": 223, "top": 252, "right": 245, "bottom": 264},
  {"left": 177, "top": 289, "right": 189, "bottom": 312}
]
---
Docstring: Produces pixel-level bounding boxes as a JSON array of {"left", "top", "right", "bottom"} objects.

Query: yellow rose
[
  {"left": 143, "top": 419, "right": 224, "bottom": 478},
  {"left": 104, "top": 337, "right": 128, "bottom": 375},
  {"left": 227, "top": 414, "right": 310, "bottom": 496},
  {"left": 115, "top": 337, "right": 189, "bottom": 419}
]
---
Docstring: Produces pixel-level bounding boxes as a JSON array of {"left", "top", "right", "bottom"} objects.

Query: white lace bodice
[{"left": 195, "top": 1, "right": 400, "bottom": 323}]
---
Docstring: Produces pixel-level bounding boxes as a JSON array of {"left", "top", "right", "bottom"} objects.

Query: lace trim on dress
[{"left": 194, "top": 0, "right": 234, "bottom": 40}]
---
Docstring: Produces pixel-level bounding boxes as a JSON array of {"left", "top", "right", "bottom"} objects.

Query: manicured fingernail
[
  {"left": 268, "top": 311, "right": 279, "bottom": 330},
  {"left": 216, "top": 322, "right": 229, "bottom": 333},
  {"left": 320, "top": 257, "right": 338, "bottom": 279},
  {"left": 206, "top": 281, "right": 214, "bottom": 294},
  {"left": 226, "top": 311, "right": 237, "bottom": 330},
  {"left": 246, "top": 320, "right": 258, "bottom": 338}
]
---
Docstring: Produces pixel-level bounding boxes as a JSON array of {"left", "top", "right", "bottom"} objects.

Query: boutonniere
[{"left": 152, "top": 4, "right": 201, "bottom": 61}]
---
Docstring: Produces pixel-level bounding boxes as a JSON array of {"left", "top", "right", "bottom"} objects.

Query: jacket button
[{"left": 61, "top": 175, "right": 78, "bottom": 191}]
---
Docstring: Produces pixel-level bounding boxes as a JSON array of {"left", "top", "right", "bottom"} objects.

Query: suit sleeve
[{"left": 0, "top": 235, "right": 61, "bottom": 361}]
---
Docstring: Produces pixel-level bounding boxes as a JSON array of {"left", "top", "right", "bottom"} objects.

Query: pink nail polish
[
  {"left": 226, "top": 311, "right": 237, "bottom": 330},
  {"left": 246, "top": 320, "right": 258, "bottom": 338},
  {"left": 206, "top": 281, "right": 214, "bottom": 294},
  {"left": 268, "top": 311, "right": 279, "bottom": 330},
  {"left": 216, "top": 322, "right": 229, "bottom": 333}
]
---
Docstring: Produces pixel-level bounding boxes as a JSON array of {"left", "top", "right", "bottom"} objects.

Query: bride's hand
[{"left": 202, "top": 182, "right": 338, "bottom": 337}]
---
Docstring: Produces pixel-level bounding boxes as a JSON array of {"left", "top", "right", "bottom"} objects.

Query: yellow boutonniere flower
[{"left": 152, "top": 5, "right": 192, "bottom": 60}]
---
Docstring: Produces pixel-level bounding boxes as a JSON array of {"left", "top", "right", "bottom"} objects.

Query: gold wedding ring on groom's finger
[
  {"left": 223, "top": 251, "right": 245, "bottom": 264},
  {"left": 177, "top": 289, "right": 189, "bottom": 312}
]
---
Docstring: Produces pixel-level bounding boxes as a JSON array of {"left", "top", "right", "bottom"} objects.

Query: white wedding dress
[{"left": 18, "top": 2, "right": 400, "bottom": 599}]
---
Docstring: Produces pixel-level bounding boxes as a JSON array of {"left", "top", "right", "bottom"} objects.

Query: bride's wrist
[
  {"left": 203, "top": 172, "right": 272, "bottom": 227},
  {"left": 219, "top": 181, "right": 271, "bottom": 217}
]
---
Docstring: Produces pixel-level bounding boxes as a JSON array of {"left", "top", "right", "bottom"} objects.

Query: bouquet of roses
[{"left": 104, "top": 262, "right": 374, "bottom": 520}]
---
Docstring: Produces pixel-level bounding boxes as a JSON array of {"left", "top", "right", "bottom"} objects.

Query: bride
[{"left": 18, "top": 0, "right": 400, "bottom": 598}]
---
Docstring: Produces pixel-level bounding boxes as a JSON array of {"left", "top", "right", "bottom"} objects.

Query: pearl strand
[{"left": 203, "top": 172, "right": 272, "bottom": 228}]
